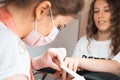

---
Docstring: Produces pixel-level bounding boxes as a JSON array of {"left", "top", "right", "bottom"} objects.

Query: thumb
[{"left": 49, "top": 62, "right": 61, "bottom": 71}]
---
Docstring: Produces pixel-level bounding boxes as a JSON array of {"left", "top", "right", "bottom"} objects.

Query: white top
[
  {"left": 73, "top": 36, "right": 120, "bottom": 63},
  {"left": 0, "top": 22, "right": 30, "bottom": 80}
]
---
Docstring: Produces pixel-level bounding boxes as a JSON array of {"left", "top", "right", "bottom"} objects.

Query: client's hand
[
  {"left": 32, "top": 48, "right": 66, "bottom": 71},
  {"left": 53, "top": 57, "right": 82, "bottom": 80}
]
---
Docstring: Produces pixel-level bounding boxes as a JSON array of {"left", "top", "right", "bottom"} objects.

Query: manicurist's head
[{"left": 2, "top": 0, "right": 84, "bottom": 46}]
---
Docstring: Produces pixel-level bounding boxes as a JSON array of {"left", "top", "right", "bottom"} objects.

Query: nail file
[
  {"left": 60, "top": 65, "right": 79, "bottom": 77},
  {"left": 60, "top": 65, "right": 85, "bottom": 80}
]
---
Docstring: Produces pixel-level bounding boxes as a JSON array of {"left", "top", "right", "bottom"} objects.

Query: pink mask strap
[{"left": 0, "top": 6, "right": 17, "bottom": 34}]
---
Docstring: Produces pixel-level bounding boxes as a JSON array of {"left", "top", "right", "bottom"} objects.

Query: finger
[
  {"left": 62, "top": 58, "right": 69, "bottom": 80},
  {"left": 55, "top": 52, "right": 65, "bottom": 66},
  {"left": 73, "top": 62, "right": 78, "bottom": 72},
  {"left": 61, "top": 69, "right": 66, "bottom": 80},
  {"left": 52, "top": 71, "right": 61, "bottom": 78},
  {"left": 68, "top": 60, "right": 74, "bottom": 71},
  {"left": 49, "top": 62, "right": 61, "bottom": 71},
  {"left": 64, "top": 58, "right": 75, "bottom": 79},
  {"left": 68, "top": 74, "right": 72, "bottom": 80},
  {"left": 53, "top": 58, "right": 61, "bottom": 66}
]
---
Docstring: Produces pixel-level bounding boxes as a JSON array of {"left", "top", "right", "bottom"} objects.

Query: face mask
[{"left": 23, "top": 9, "right": 59, "bottom": 46}]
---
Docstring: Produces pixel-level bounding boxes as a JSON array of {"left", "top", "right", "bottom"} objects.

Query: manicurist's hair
[{"left": 4, "top": 0, "right": 84, "bottom": 18}]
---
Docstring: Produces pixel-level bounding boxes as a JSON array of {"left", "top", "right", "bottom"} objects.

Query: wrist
[
  {"left": 78, "top": 58, "right": 82, "bottom": 68},
  {"left": 32, "top": 56, "right": 42, "bottom": 70}
]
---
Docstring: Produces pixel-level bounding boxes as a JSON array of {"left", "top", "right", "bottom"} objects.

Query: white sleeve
[
  {"left": 0, "top": 27, "right": 30, "bottom": 80},
  {"left": 112, "top": 52, "right": 120, "bottom": 63}
]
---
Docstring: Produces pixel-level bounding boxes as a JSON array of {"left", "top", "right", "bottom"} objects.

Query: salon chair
[{"left": 34, "top": 68, "right": 120, "bottom": 80}]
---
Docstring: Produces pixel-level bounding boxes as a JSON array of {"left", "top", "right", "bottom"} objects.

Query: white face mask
[{"left": 22, "top": 9, "right": 59, "bottom": 47}]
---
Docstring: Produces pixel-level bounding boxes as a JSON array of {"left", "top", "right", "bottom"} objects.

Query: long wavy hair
[{"left": 86, "top": 0, "right": 120, "bottom": 55}]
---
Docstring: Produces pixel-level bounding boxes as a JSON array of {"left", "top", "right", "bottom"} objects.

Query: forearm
[
  {"left": 31, "top": 56, "right": 43, "bottom": 70},
  {"left": 79, "top": 58, "right": 120, "bottom": 75}
]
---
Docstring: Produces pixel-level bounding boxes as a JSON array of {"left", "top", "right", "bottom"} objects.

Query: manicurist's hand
[{"left": 32, "top": 48, "right": 67, "bottom": 71}]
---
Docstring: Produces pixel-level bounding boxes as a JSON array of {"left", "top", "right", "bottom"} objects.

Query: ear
[{"left": 35, "top": 1, "right": 51, "bottom": 20}]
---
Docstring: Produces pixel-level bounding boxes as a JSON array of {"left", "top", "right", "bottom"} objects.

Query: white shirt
[
  {"left": 73, "top": 36, "right": 120, "bottom": 63},
  {"left": 0, "top": 22, "right": 30, "bottom": 80}
]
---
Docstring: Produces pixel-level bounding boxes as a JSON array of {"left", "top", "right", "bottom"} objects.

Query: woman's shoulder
[
  {"left": 78, "top": 35, "right": 89, "bottom": 43},
  {"left": 75, "top": 35, "right": 90, "bottom": 47},
  {"left": 0, "top": 23, "right": 20, "bottom": 45}
]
